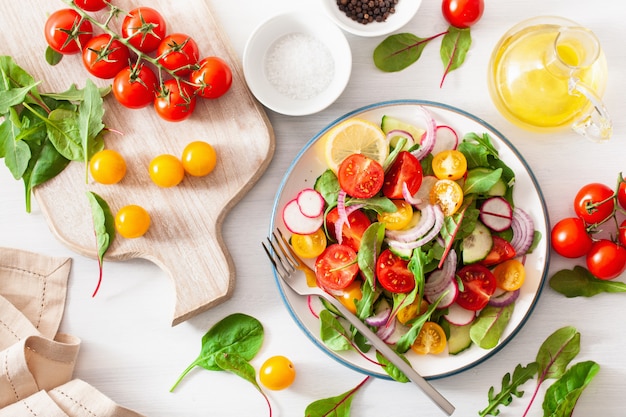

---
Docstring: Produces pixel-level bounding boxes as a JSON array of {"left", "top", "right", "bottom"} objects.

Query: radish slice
[
  {"left": 480, "top": 196, "right": 513, "bottom": 232},
  {"left": 488, "top": 289, "right": 520, "bottom": 307},
  {"left": 445, "top": 303, "right": 476, "bottom": 326},
  {"left": 426, "top": 279, "right": 458, "bottom": 308},
  {"left": 382, "top": 320, "right": 411, "bottom": 345},
  {"left": 410, "top": 106, "right": 437, "bottom": 160},
  {"left": 296, "top": 188, "right": 325, "bottom": 218},
  {"left": 510, "top": 207, "right": 535, "bottom": 255},
  {"left": 431, "top": 125, "right": 459, "bottom": 155},
  {"left": 282, "top": 198, "right": 323, "bottom": 235},
  {"left": 413, "top": 175, "right": 438, "bottom": 209}
]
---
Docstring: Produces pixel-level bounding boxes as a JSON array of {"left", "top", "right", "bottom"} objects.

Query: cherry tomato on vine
[
  {"left": 190, "top": 57, "right": 233, "bottom": 99},
  {"left": 619, "top": 219, "right": 626, "bottom": 248},
  {"left": 573, "top": 182, "right": 615, "bottom": 225},
  {"left": 315, "top": 244, "right": 359, "bottom": 291},
  {"left": 113, "top": 64, "right": 158, "bottom": 109},
  {"left": 441, "top": 0, "right": 485, "bottom": 29},
  {"left": 259, "top": 356, "right": 296, "bottom": 391},
  {"left": 376, "top": 249, "right": 416, "bottom": 293},
  {"left": 456, "top": 264, "right": 497, "bottom": 311},
  {"left": 74, "top": 0, "right": 108, "bottom": 12},
  {"left": 157, "top": 33, "right": 200, "bottom": 76},
  {"left": 181, "top": 141, "right": 217, "bottom": 177},
  {"left": 383, "top": 151, "right": 422, "bottom": 199},
  {"left": 82, "top": 34, "right": 130, "bottom": 79},
  {"left": 586, "top": 239, "right": 626, "bottom": 280},
  {"left": 122, "top": 7, "right": 167, "bottom": 54},
  {"left": 44, "top": 9, "right": 93, "bottom": 54},
  {"left": 149, "top": 154, "right": 185, "bottom": 187},
  {"left": 154, "top": 79, "right": 197, "bottom": 122},
  {"left": 618, "top": 180, "right": 626, "bottom": 211},
  {"left": 115, "top": 205, "right": 151, "bottom": 239},
  {"left": 550, "top": 217, "right": 593, "bottom": 258},
  {"left": 337, "top": 153, "right": 384, "bottom": 199},
  {"left": 89, "top": 149, "right": 126, "bottom": 184}
]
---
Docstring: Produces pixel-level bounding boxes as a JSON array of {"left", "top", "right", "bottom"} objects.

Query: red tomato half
[
  {"left": 122, "top": 7, "right": 168, "bottom": 53},
  {"left": 551, "top": 217, "right": 593, "bottom": 258},
  {"left": 383, "top": 151, "right": 423, "bottom": 200},
  {"left": 82, "top": 34, "right": 130, "bottom": 79},
  {"left": 586, "top": 239, "right": 626, "bottom": 280},
  {"left": 315, "top": 244, "right": 359, "bottom": 291},
  {"left": 44, "top": 9, "right": 93, "bottom": 54},
  {"left": 376, "top": 249, "right": 416, "bottom": 293},
  {"left": 441, "top": 0, "right": 485, "bottom": 29},
  {"left": 326, "top": 207, "right": 371, "bottom": 252},
  {"left": 337, "top": 153, "right": 384, "bottom": 199},
  {"left": 113, "top": 64, "right": 158, "bottom": 109},
  {"left": 456, "top": 264, "right": 497, "bottom": 311},
  {"left": 481, "top": 236, "right": 516, "bottom": 266},
  {"left": 157, "top": 33, "right": 200, "bottom": 76},
  {"left": 190, "top": 57, "right": 233, "bottom": 99},
  {"left": 573, "top": 183, "right": 615, "bottom": 225}
]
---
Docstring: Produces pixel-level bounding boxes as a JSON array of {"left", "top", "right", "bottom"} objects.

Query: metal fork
[{"left": 262, "top": 229, "right": 455, "bottom": 416}]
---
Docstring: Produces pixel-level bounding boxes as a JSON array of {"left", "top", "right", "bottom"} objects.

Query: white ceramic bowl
[
  {"left": 243, "top": 11, "right": 352, "bottom": 116},
  {"left": 320, "top": 0, "right": 422, "bottom": 37}
]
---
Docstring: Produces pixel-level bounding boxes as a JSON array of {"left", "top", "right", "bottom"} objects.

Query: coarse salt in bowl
[
  {"left": 320, "top": 0, "right": 422, "bottom": 37},
  {"left": 243, "top": 11, "right": 352, "bottom": 116}
]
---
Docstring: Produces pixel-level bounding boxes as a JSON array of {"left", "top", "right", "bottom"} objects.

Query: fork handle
[{"left": 322, "top": 294, "right": 455, "bottom": 415}]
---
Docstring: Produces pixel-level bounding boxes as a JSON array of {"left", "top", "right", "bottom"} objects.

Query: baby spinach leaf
[
  {"left": 478, "top": 362, "right": 539, "bottom": 417},
  {"left": 214, "top": 352, "right": 271, "bottom": 415},
  {"left": 373, "top": 33, "right": 433, "bottom": 72},
  {"left": 23, "top": 138, "right": 69, "bottom": 213},
  {"left": 440, "top": 27, "right": 471, "bottom": 87},
  {"left": 314, "top": 169, "right": 340, "bottom": 207},
  {"left": 542, "top": 360, "right": 599, "bottom": 417},
  {"left": 305, "top": 377, "right": 370, "bottom": 417},
  {"left": 550, "top": 265, "right": 626, "bottom": 297},
  {"left": 78, "top": 79, "right": 105, "bottom": 180},
  {"left": 0, "top": 109, "right": 31, "bottom": 179},
  {"left": 463, "top": 167, "right": 503, "bottom": 195},
  {"left": 536, "top": 326, "right": 580, "bottom": 381},
  {"left": 85, "top": 191, "right": 115, "bottom": 297},
  {"left": 470, "top": 304, "right": 515, "bottom": 349},
  {"left": 46, "top": 108, "right": 82, "bottom": 160},
  {"left": 170, "top": 313, "right": 264, "bottom": 392}
]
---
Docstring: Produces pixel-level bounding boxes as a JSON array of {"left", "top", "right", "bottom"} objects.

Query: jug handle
[{"left": 569, "top": 77, "right": 612, "bottom": 142}]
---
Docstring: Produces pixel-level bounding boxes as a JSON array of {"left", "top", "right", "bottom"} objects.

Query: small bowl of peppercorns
[{"left": 320, "top": 0, "right": 422, "bottom": 37}]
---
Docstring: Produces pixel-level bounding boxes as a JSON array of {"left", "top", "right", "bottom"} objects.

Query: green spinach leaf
[
  {"left": 373, "top": 33, "right": 433, "bottom": 72},
  {"left": 305, "top": 377, "right": 370, "bottom": 417},
  {"left": 550, "top": 265, "right": 626, "bottom": 297},
  {"left": 469, "top": 304, "right": 515, "bottom": 349},
  {"left": 319, "top": 309, "right": 353, "bottom": 352},
  {"left": 542, "top": 360, "right": 599, "bottom": 417},
  {"left": 440, "top": 27, "right": 471, "bottom": 86}
]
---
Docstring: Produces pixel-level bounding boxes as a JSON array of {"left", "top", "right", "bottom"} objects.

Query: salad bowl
[{"left": 268, "top": 100, "right": 550, "bottom": 379}]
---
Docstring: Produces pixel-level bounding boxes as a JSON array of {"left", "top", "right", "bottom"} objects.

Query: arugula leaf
[
  {"left": 542, "top": 360, "right": 599, "bottom": 417},
  {"left": 394, "top": 291, "right": 444, "bottom": 353},
  {"left": 549, "top": 265, "right": 626, "bottom": 297},
  {"left": 78, "top": 79, "right": 105, "bottom": 181},
  {"left": 479, "top": 362, "right": 539, "bottom": 417}
]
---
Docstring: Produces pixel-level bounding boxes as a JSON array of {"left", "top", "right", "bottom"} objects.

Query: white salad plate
[{"left": 268, "top": 100, "right": 550, "bottom": 380}]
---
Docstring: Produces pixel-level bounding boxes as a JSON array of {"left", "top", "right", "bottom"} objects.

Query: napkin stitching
[
  {"left": 50, "top": 388, "right": 96, "bottom": 417},
  {"left": 2, "top": 349, "right": 20, "bottom": 401},
  {"left": 0, "top": 318, "right": 21, "bottom": 343}
]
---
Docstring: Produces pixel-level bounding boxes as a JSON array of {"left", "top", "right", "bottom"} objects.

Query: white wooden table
[{"left": 1, "top": 0, "right": 625, "bottom": 415}]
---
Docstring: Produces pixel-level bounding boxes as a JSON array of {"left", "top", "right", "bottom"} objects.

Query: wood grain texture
[{"left": 0, "top": 0, "right": 275, "bottom": 325}]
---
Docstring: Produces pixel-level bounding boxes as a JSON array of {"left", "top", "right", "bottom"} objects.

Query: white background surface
[{"left": 2, "top": 0, "right": 625, "bottom": 416}]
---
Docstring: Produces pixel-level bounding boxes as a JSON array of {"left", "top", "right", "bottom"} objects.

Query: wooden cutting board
[{"left": 0, "top": 0, "right": 275, "bottom": 325}]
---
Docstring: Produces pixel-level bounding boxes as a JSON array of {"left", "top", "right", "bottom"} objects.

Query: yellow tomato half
[
  {"left": 334, "top": 279, "right": 363, "bottom": 314},
  {"left": 493, "top": 259, "right": 526, "bottom": 291},
  {"left": 377, "top": 200, "right": 414, "bottom": 231},
  {"left": 429, "top": 179, "right": 464, "bottom": 216},
  {"left": 290, "top": 228, "right": 327, "bottom": 259},
  {"left": 431, "top": 149, "right": 467, "bottom": 180},
  {"left": 411, "top": 321, "right": 447, "bottom": 355}
]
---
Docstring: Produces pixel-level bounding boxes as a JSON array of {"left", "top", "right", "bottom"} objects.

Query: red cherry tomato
[
  {"left": 619, "top": 219, "right": 626, "bottom": 248},
  {"left": 337, "top": 153, "right": 384, "bottom": 199},
  {"left": 315, "top": 244, "right": 359, "bottom": 291},
  {"left": 154, "top": 79, "right": 197, "bottom": 122},
  {"left": 44, "top": 9, "right": 93, "bottom": 54},
  {"left": 441, "top": 0, "right": 485, "bottom": 29},
  {"left": 456, "top": 264, "right": 497, "bottom": 311},
  {"left": 157, "top": 33, "right": 200, "bottom": 76},
  {"left": 586, "top": 239, "right": 626, "bottom": 280},
  {"left": 618, "top": 180, "right": 626, "bottom": 211},
  {"left": 113, "top": 64, "right": 158, "bottom": 109},
  {"left": 82, "top": 34, "right": 130, "bottom": 79},
  {"left": 573, "top": 183, "right": 615, "bottom": 225},
  {"left": 551, "top": 217, "right": 593, "bottom": 258},
  {"left": 325, "top": 207, "right": 371, "bottom": 253},
  {"left": 190, "top": 57, "right": 233, "bottom": 99},
  {"left": 74, "top": 0, "right": 108, "bottom": 11},
  {"left": 376, "top": 249, "right": 416, "bottom": 294},
  {"left": 122, "top": 7, "right": 167, "bottom": 54},
  {"left": 481, "top": 236, "right": 516, "bottom": 266},
  {"left": 383, "top": 151, "right": 423, "bottom": 200}
]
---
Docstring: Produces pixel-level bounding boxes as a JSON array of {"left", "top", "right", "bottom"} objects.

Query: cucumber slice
[
  {"left": 389, "top": 245, "right": 413, "bottom": 260},
  {"left": 381, "top": 115, "right": 424, "bottom": 151},
  {"left": 462, "top": 221, "right": 493, "bottom": 264},
  {"left": 446, "top": 321, "right": 473, "bottom": 355}
]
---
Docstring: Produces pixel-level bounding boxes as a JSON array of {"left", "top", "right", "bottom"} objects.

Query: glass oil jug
[{"left": 488, "top": 16, "right": 611, "bottom": 142}]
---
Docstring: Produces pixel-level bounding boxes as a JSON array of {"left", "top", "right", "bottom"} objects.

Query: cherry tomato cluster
[
  {"left": 44, "top": 2, "right": 233, "bottom": 122},
  {"left": 551, "top": 175, "right": 626, "bottom": 280}
]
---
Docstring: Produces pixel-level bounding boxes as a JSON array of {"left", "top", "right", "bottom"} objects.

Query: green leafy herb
[
  {"left": 478, "top": 363, "right": 539, "bottom": 417},
  {"left": 304, "top": 376, "right": 370, "bottom": 417},
  {"left": 550, "top": 265, "right": 626, "bottom": 297},
  {"left": 85, "top": 191, "right": 115, "bottom": 297},
  {"left": 319, "top": 309, "right": 354, "bottom": 352},
  {"left": 376, "top": 351, "right": 410, "bottom": 383},
  {"left": 470, "top": 304, "right": 515, "bottom": 349},
  {"left": 542, "top": 360, "right": 599, "bottom": 417},
  {"left": 440, "top": 27, "right": 471, "bottom": 87},
  {"left": 463, "top": 168, "right": 503, "bottom": 195}
]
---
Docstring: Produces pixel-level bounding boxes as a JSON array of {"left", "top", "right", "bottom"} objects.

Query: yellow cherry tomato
[
  {"left": 396, "top": 297, "right": 429, "bottom": 324},
  {"left": 431, "top": 149, "right": 467, "bottom": 180},
  {"left": 493, "top": 259, "right": 526, "bottom": 291},
  {"left": 149, "top": 154, "right": 185, "bottom": 187},
  {"left": 89, "top": 149, "right": 127, "bottom": 184},
  {"left": 377, "top": 200, "right": 414, "bottom": 231},
  {"left": 410, "top": 321, "right": 447, "bottom": 355},
  {"left": 290, "top": 228, "right": 327, "bottom": 259},
  {"left": 335, "top": 279, "right": 363, "bottom": 314},
  {"left": 259, "top": 355, "right": 296, "bottom": 391},
  {"left": 429, "top": 179, "right": 464, "bottom": 216},
  {"left": 181, "top": 141, "right": 217, "bottom": 177},
  {"left": 115, "top": 205, "right": 151, "bottom": 238}
]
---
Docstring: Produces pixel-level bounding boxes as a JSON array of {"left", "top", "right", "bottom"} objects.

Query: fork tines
[{"left": 262, "top": 230, "right": 297, "bottom": 278}]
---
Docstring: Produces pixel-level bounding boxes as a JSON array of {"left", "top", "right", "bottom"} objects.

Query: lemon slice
[{"left": 323, "top": 118, "right": 389, "bottom": 172}]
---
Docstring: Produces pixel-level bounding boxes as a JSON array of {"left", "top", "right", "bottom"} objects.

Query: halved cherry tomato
[
  {"left": 334, "top": 279, "right": 363, "bottom": 314},
  {"left": 82, "top": 34, "right": 130, "bottom": 79},
  {"left": 397, "top": 297, "right": 429, "bottom": 324},
  {"left": 411, "top": 322, "right": 447, "bottom": 355},
  {"left": 550, "top": 217, "right": 593, "bottom": 258},
  {"left": 429, "top": 179, "right": 463, "bottom": 216},
  {"left": 337, "top": 153, "right": 384, "bottom": 199},
  {"left": 326, "top": 207, "right": 371, "bottom": 252},
  {"left": 456, "top": 264, "right": 497, "bottom": 311},
  {"left": 573, "top": 183, "right": 615, "bottom": 225},
  {"left": 383, "top": 151, "right": 422, "bottom": 199},
  {"left": 44, "top": 9, "right": 93, "bottom": 54},
  {"left": 431, "top": 149, "right": 467, "bottom": 180},
  {"left": 315, "top": 244, "right": 359, "bottom": 291},
  {"left": 290, "top": 228, "right": 327, "bottom": 259},
  {"left": 493, "top": 259, "right": 526, "bottom": 291},
  {"left": 481, "top": 236, "right": 516, "bottom": 266},
  {"left": 122, "top": 7, "right": 167, "bottom": 53},
  {"left": 377, "top": 200, "right": 413, "bottom": 231},
  {"left": 376, "top": 249, "right": 415, "bottom": 293},
  {"left": 586, "top": 239, "right": 626, "bottom": 280}
]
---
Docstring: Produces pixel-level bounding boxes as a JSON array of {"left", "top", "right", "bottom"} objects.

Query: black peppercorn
[{"left": 335, "top": 0, "right": 399, "bottom": 25}]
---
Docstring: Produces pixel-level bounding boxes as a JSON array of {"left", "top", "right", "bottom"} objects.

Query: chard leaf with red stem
[
  {"left": 305, "top": 376, "right": 370, "bottom": 417},
  {"left": 440, "top": 26, "right": 472, "bottom": 87},
  {"left": 85, "top": 191, "right": 115, "bottom": 297}
]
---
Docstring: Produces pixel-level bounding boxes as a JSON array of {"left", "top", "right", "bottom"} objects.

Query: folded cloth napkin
[{"left": 0, "top": 247, "right": 145, "bottom": 417}]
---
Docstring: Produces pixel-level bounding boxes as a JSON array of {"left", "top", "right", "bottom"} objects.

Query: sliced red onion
[
  {"left": 376, "top": 317, "right": 397, "bottom": 342},
  {"left": 410, "top": 106, "right": 437, "bottom": 160},
  {"left": 365, "top": 307, "right": 391, "bottom": 327},
  {"left": 385, "top": 204, "right": 436, "bottom": 242},
  {"left": 424, "top": 249, "right": 457, "bottom": 296},
  {"left": 386, "top": 204, "right": 444, "bottom": 251},
  {"left": 510, "top": 207, "right": 534, "bottom": 255},
  {"left": 488, "top": 289, "right": 520, "bottom": 307},
  {"left": 402, "top": 181, "right": 423, "bottom": 206},
  {"left": 334, "top": 190, "right": 365, "bottom": 245}
]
